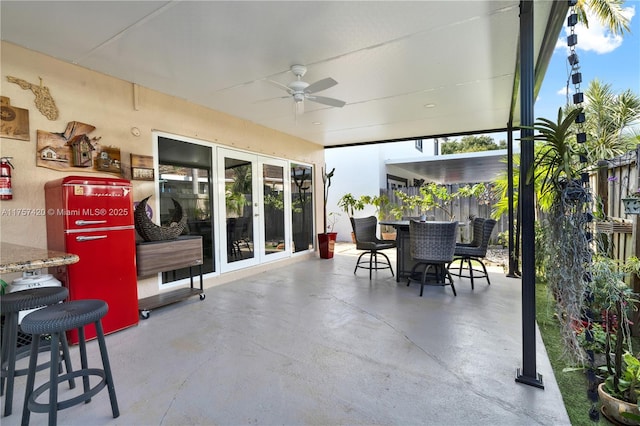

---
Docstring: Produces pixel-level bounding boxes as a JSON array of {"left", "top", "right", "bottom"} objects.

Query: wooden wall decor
[
  {"left": 36, "top": 121, "right": 120, "bottom": 176},
  {"left": 131, "top": 154, "right": 154, "bottom": 181},
  {"left": 7, "top": 76, "right": 59, "bottom": 120},
  {"left": 96, "top": 146, "right": 122, "bottom": 173},
  {"left": 0, "top": 96, "right": 30, "bottom": 141}
]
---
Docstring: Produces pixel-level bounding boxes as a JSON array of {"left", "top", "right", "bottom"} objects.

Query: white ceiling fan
[{"left": 266, "top": 65, "right": 346, "bottom": 114}]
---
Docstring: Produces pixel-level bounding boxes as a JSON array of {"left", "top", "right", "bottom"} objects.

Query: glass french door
[{"left": 218, "top": 148, "right": 290, "bottom": 272}]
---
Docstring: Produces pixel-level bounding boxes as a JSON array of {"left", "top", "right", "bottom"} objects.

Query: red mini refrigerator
[{"left": 45, "top": 176, "right": 139, "bottom": 343}]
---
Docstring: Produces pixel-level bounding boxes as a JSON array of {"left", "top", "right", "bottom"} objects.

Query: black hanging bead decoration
[
  {"left": 572, "top": 72, "right": 582, "bottom": 84},
  {"left": 573, "top": 92, "right": 584, "bottom": 104},
  {"left": 568, "top": 53, "right": 579, "bottom": 65}
]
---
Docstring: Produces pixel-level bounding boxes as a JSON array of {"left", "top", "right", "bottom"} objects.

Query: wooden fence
[
  {"left": 590, "top": 145, "right": 639, "bottom": 292},
  {"left": 381, "top": 184, "right": 506, "bottom": 245},
  {"left": 381, "top": 145, "right": 638, "bottom": 265}
]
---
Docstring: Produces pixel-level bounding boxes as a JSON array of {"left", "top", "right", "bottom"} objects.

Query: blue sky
[
  {"left": 471, "top": 2, "right": 638, "bottom": 144},
  {"left": 535, "top": 1, "right": 639, "bottom": 124}
]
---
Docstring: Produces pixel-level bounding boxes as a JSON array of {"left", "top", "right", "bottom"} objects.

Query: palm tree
[
  {"left": 575, "top": 0, "right": 631, "bottom": 36},
  {"left": 580, "top": 79, "right": 640, "bottom": 162}
]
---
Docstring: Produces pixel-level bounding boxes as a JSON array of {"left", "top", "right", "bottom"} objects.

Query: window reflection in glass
[
  {"left": 225, "top": 158, "right": 254, "bottom": 262},
  {"left": 290, "top": 163, "right": 314, "bottom": 252},
  {"left": 263, "top": 164, "right": 285, "bottom": 255},
  {"left": 158, "top": 165, "right": 214, "bottom": 281}
]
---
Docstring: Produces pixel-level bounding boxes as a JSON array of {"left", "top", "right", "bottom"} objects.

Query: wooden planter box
[
  {"left": 136, "top": 236, "right": 202, "bottom": 277},
  {"left": 136, "top": 236, "right": 204, "bottom": 318},
  {"left": 595, "top": 221, "right": 633, "bottom": 234}
]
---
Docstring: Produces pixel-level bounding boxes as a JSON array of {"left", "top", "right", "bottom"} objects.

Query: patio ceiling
[
  {"left": 0, "top": 1, "right": 565, "bottom": 147},
  {"left": 386, "top": 149, "right": 516, "bottom": 184}
]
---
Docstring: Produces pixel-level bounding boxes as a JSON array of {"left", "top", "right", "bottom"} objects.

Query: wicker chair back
[
  {"left": 409, "top": 221, "right": 458, "bottom": 263},
  {"left": 350, "top": 216, "right": 396, "bottom": 250},
  {"left": 455, "top": 218, "right": 496, "bottom": 257},
  {"left": 468, "top": 217, "right": 486, "bottom": 247}
]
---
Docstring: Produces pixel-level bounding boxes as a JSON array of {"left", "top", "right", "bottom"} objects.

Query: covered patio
[{"left": 2, "top": 244, "right": 569, "bottom": 425}]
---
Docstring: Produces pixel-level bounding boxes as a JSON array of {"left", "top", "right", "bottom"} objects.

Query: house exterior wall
[
  {"left": 0, "top": 41, "right": 325, "bottom": 294},
  {"left": 325, "top": 140, "right": 436, "bottom": 241}
]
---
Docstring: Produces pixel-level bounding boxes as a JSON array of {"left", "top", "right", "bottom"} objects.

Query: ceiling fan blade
[
  {"left": 262, "top": 78, "right": 293, "bottom": 93},
  {"left": 306, "top": 95, "right": 346, "bottom": 108},
  {"left": 253, "top": 95, "right": 290, "bottom": 104},
  {"left": 305, "top": 77, "right": 338, "bottom": 94}
]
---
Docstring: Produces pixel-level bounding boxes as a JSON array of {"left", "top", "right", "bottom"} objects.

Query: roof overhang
[{"left": 0, "top": 1, "right": 567, "bottom": 147}]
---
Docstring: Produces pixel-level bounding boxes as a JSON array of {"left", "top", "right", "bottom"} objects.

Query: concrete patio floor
[{"left": 2, "top": 243, "right": 570, "bottom": 425}]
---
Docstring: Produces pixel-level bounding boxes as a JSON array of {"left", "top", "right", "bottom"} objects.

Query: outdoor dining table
[{"left": 380, "top": 220, "right": 464, "bottom": 282}]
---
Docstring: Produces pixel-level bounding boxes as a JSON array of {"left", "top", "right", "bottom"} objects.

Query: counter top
[{"left": 0, "top": 242, "right": 79, "bottom": 274}]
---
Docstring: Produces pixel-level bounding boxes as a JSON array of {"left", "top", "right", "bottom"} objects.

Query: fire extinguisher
[{"left": 0, "top": 157, "right": 14, "bottom": 200}]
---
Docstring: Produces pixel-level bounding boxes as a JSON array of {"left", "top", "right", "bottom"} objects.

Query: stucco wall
[
  {"left": 0, "top": 41, "right": 324, "bottom": 291},
  {"left": 325, "top": 141, "right": 436, "bottom": 241}
]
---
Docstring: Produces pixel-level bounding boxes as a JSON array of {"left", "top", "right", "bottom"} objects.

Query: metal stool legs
[
  {"left": 20, "top": 300, "right": 119, "bottom": 426},
  {"left": 353, "top": 250, "right": 394, "bottom": 280},
  {"left": 449, "top": 256, "right": 492, "bottom": 289},
  {"left": 407, "top": 262, "right": 456, "bottom": 296},
  {"left": 1, "top": 287, "right": 73, "bottom": 417}
]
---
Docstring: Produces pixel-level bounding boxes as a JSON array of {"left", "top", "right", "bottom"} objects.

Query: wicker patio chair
[
  {"left": 350, "top": 216, "right": 396, "bottom": 280},
  {"left": 408, "top": 220, "right": 458, "bottom": 296},
  {"left": 449, "top": 218, "right": 497, "bottom": 289},
  {"left": 458, "top": 217, "right": 485, "bottom": 247}
]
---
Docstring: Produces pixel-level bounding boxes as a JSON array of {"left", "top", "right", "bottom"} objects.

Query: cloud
[{"left": 555, "top": 5, "right": 635, "bottom": 54}]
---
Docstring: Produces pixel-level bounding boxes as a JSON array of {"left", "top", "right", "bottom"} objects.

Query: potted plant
[
  {"left": 390, "top": 191, "right": 419, "bottom": 220},
  {"left": 337, "top": 192, "right": 365, "bottom": 243},
  {"left": 389, "top": 183, "right": 485, "bottom": 221},
  {"left": 607, "top": 175, "right": 640, "bottom": 216},
  {"left": 326, "top": 211, "right": 340, "bottom": 233},
  {"left": 525, "top": 107, "right": 586, "bottom": 201},
  {"left": 622, "top": 187, "right": 640, "bottom": 215},
  {"left": 318, "top": 166, "right": 337, "bottom": 259},
  {"left": 590, "top": 255, "right": 640, "bottom": 425},
  {"left": 337, "top": 193, "right": 365, "bottom": 217},
  {"left": 598, "top": 353, "right": 640, "bottom": 425}
]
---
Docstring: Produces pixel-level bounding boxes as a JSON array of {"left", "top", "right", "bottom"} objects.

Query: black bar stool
[
  {"left": 1, "top": 287, "right": 74, "bottom": 417},
  {"left": 20, "top": 299, "right": 119, "bottom": 426}
]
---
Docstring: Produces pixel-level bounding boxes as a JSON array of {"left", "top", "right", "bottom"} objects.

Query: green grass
[{"left": 536, "top": 282, "right": 612, "bottom": 425}]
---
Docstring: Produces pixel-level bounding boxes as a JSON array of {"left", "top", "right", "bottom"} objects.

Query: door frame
[{"left": 217, "top": 147, "right": 292, "bottom": 273}]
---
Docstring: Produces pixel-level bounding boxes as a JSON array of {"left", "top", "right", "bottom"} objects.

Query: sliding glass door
[{"left": 157, "top": 137, "right": 215, "bottom": 284}]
